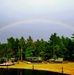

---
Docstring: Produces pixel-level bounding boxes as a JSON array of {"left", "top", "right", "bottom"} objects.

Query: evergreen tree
[{"left": 19, "top": 37, "right": 25, "bottom": 61}]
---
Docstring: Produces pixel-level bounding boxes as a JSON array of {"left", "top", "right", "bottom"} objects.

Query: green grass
[{"left": 0, "top": 61, "right": 74, "bottom": 75}]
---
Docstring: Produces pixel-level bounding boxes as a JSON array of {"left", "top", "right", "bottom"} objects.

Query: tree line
[{"left": 0, "top": 33, "right": 74, "bottom": 61}]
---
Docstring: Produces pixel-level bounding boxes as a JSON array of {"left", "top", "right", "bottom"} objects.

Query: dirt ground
[{"left": 0, "top": 61, "right": 74, "bottom": 75}]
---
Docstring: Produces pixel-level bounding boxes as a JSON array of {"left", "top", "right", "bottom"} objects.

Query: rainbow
[{"left": 0, "top": 18, "right": 74, "bottom": 31}]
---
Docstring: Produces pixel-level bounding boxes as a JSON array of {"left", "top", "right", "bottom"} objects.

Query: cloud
[{"left": 0, "top": 0, "right": 74, "bottom": 43}]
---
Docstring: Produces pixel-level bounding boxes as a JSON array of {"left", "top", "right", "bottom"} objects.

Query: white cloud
[{"left": 0, "top": 0, "right": 74, "bottom": 13}]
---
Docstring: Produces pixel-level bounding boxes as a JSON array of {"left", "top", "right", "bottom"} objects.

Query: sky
[{"left": 0, "top": 0, "right": 74, "bottom": 43}]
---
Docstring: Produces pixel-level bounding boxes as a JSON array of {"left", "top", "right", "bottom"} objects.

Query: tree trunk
[{"left": 21, "top": 48, "right": 23, "bottom": 61}]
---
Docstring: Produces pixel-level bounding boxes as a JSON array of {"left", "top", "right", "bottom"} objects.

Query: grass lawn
[{"left": 0, "top": 61, "right": 74, "bottom": 75}]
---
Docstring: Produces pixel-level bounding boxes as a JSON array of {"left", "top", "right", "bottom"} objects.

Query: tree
[
  {"left": 49, "top": 33, "right": 58, "bottom": 59},
  {"left": 19, "top": 37, "right": 25, "bottom": 61},
  {"left": 48, "top": 33, "right": 65, "bottom": 59},
  {"left": 14, "top": 38, "right": 19, "bottom": 59},
  {"left": 71, "top": 33, "right": 74, "bottom": 61},
  {"left": 7, "top": 37, "right": 15, "bottom": 58},
  {"left": 0, "top": 43, "right": 7, "bottom": 58},
  {"left": 0, "top": 33, "right": 74, "bottom": 61},
  {"left": 25, "top": 36, "right": 36, "bottom": 58}
]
